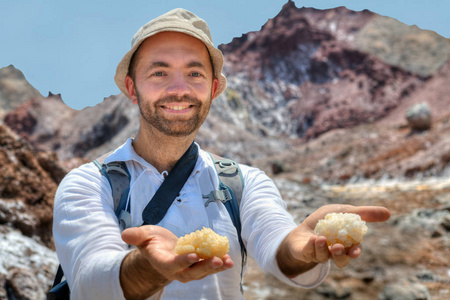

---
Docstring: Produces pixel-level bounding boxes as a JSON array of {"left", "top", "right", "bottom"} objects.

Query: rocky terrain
[
  {"left": 0, "top": 125, "right": 64, "bottom": 299},
  {"left": 1, "top": 1, "right": 449, "bottom": 299},
  {"left": 243, "top": 176, "right": 450, "bottom": 300}
]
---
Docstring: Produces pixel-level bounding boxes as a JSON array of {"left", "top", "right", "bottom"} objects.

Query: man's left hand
[{"left": 276, "top": 204, "right": 391, "bottom": 277}]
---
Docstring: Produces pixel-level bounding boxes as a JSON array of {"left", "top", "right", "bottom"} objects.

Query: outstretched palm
[
  {"left": 122, "top": 225, "right": 234, "bottom": 282},
  {"left": 278, "top": 204, "right": 390, "bottom": 274}
]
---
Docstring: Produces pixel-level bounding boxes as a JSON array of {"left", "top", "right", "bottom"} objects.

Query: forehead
[{"left": 135, "top": 31, "right": 211, "bottom": 66}]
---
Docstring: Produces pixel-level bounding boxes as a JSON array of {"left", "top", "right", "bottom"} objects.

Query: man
[{"left": 53, "top": 8, "right": 390, "bottom": 300}]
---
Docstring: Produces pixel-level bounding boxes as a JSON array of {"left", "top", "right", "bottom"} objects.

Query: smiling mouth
[{"left": 163, "top": 105, "right": 193, "bottom": 111}]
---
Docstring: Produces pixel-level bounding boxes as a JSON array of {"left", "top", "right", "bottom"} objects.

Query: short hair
[{"left": 128, "top": 45, "right": 141, "bottom": 81}]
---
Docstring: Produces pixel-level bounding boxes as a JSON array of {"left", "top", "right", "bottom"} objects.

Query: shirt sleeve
[
  {"left": 53, "top": 163, "right": 131, "bottom": 300},
  {"left": 240, "top": 166, "right": 330, "bottom": 288}
]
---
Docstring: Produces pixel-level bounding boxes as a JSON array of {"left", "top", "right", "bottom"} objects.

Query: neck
[{"left": 132, "top": 126, "right": 197, "bottom": 173}]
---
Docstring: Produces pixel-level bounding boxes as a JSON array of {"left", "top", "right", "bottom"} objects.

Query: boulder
[
  {"left": 5, "top": 268, "right": 45, "bottom": 300},
  {"left": 379, "top": 279, "right": 430, "bottom": 300},
  {"left": 406, "top": 103, "right": 432, "bottom": 131}
]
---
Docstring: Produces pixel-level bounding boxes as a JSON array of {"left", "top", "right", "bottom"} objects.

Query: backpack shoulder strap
[
  {"left": 206, "top": 152, "right": 247, "bottom": 293},
  {"left": 93, "top": 157, "right": 132, "bottom": 230},
  {"left": 49, "top": 157, "right": 132, "bottom": 295},
  {"left": 208, "top": 153, "right": 244, "bottom": 203},
  {"left": 207, "top": 152, "right": 245, "bottom": 246}
]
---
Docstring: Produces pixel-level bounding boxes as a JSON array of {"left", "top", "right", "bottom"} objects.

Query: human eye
[
  {"left": 190, "top": 71, "right": 203, "bottom": 78},
  {"left": 153, "top": 71, "right": 165, "bottom": 77}
]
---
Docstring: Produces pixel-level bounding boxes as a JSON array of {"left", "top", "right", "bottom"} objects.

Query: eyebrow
[
  {"left": 148, "top": 62, "right": 169, "bottom": 69},
  {"left": 147, "top": 61, "right": 207, "bottom": 70},
  {"left": 187, "top": 62, "right": 207, "bottom": 70}
]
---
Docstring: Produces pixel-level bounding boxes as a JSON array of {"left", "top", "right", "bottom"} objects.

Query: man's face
[{"left": 127, "top": 31, "right": 218, "bottom": 137}]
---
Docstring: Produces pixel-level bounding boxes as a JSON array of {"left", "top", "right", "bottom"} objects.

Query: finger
[
  {"left": 348, "top": 244, "right": 362, "bottom": 259},
  {"left": 203, "top": 255, "right": 234, "bottom": 274},
  {"left": 170, "top": 253, "right": 201, "bottom": 271},
  {"left": 314, "top": 236, "right": 330, "bottom": 263},
  {"left": 150, "top": 254, "right": 199, "bottom": 281},
  {"left": 304, "top": 205, "right": 390, "bottom": 230},
  {"left": 189, "top": 255, "right": 234, "bottom": 271},
  {"left": 222, "top": 255, "right": 234, "bottom": 269},
  {"left": 175, "top": 256, "right": 234, "bottom": 282},
  {"left": 171, "top": 254, "right": 233, "bottom": 279},
  {"left": 331, "top": 244, "right": 350, "bottom": 268},
  {"left": 217, "top": 254, "right": 234, "bottom": 269},
  {"left": 346, "top": 206, "right": 391, "bottom": 223}
]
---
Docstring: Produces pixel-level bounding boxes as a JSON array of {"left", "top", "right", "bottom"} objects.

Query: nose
[{"left": 166, "top": 72, "right": 190, "bottom": 96}]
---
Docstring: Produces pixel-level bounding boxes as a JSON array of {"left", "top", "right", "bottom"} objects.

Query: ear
[
  {"left": 125, "top": 75, "right": 138, "bottom": 104},
  {"left": 211, "top": 78, "right": 219, "bottom": 100}
]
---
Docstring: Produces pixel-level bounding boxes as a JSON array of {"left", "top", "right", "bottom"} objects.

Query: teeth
[{"left": 166, "top": 106, "right": 189, "bottom": 111}]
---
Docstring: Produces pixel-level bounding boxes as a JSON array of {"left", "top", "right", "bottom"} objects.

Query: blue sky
[{"left": 1, "top": 0, "right": 449, "bottom": 110}]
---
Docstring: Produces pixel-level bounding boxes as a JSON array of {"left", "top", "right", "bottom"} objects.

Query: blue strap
[
  {"left": 93, "top": 160, "right": 131, "bottom": 220},
  {"left": 207, "top": 153, "right": 246, "bottom": 293},
  {"left": 220, "top": 182, "right": 245, "bottom": 259},
  {"left": 142, "top": 142, "right": 198, "bottom": 225}
]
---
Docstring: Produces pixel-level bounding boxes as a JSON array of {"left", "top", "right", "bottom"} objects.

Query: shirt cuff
[
  {"left": 71, "top": 250, "right": 131, "bottom": 300},
  {"left": 270, "top": 259, "right": 330, "bottom": 288},
  {"left": 288, "top": 262, "right": 330, "bottom": 288}
]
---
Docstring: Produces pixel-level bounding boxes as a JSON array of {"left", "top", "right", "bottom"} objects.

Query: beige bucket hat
[{"left": 115, "top": 8, "right": 227, "bottom": 100}]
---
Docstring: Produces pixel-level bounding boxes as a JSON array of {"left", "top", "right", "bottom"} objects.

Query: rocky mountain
[
  {"left": 4, "top": 91, "right": 138, "bottom": 161},
  {"left": 219, "top": 1, "right": 449, "bottom": 141},
  {"left": 4, "top": 1, "right": 450, "bottom": 170},
  {"left": 1, "top": 0, "right": 449, "bottom": 299},
  {"left": 0, "top": 66, "right": 42, "bottom": 120}
]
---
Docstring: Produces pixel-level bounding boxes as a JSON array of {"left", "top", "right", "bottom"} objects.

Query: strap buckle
[
  {"left": 203, "top": 189, "right": 232, "bottom": 207},
  {"left": 216, "top": 159, "right": 239, "bottom": 176},
  {"left": 104, "top": 162, "right": 129, "bottom": 177}
]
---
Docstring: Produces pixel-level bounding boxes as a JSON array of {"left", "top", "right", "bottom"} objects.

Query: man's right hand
[{"left": 120, "top": 226, "right": 234, "bottom": 299}]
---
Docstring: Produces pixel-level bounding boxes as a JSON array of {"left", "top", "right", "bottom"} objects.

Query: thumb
[{"left": 122, "top": 226, "right": 151, "bottom": 246}]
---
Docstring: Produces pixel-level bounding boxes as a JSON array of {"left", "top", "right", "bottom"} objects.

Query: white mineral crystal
[{"left": 314, "top": 212, "right": 368, "bottom": 247}]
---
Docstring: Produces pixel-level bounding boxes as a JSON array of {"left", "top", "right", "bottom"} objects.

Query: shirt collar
[{"left": 103, "top": 138, "right": 210, "bottom": 176}]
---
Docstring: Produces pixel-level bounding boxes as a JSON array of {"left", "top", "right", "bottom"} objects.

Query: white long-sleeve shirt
[{"left": 53, "top": 138, "right": 329, "bottom": 300}]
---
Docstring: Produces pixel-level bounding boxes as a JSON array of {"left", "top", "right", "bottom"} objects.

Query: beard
[{"left": 135, "top": 88, "right": 212, "bottom": 137}]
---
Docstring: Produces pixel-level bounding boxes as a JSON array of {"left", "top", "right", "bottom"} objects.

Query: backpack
[{"left": 48, "top": 152, "right": 246, "bottom": 299}]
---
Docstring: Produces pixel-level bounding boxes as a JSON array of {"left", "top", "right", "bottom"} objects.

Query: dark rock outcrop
[
  {"left": 218, "top": 3, "right": 433, "bottom": 140},
  {"left": 5, "top": 268, "right": 45, "bottom": 300},
  {"left": 0, "top": 125, "right": 65, "bottom": 247},
  {"left": 4, "top": 93, "right": 139, "bottom": 161},
  {"left": 0, "top": 125, "right": 63, "bottom": 298}
]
